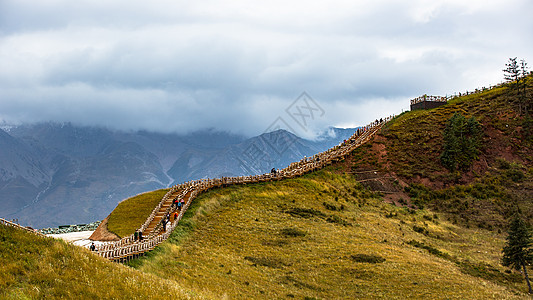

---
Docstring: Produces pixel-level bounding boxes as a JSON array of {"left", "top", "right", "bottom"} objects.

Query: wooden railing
[
  {"left": 64, "top": 116, "right": 394, "bottom": 261},
  {"left": 0, "top": 217, "right": 46, "bottom": 237},
  {"left": 410, "top": 95, "right": 448, "bottom": 105}
]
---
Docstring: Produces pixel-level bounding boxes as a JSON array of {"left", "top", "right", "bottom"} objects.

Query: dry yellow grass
[
  {"left": 129, "top": 170, "right": 531, "bottom": 299},
  {"left": 0, "top": 223, "right": 203, "bottom": 299},
  {"left": 3, "top": 170, "right": 528, "bottom": 299}
]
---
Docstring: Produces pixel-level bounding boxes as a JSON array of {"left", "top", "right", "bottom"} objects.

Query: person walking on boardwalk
[
  {"left": 90, "top": 242, "right": 96, "bottom": 251},
  {"left": 172, "top": 197, "right": 179, "bottom": 208},
  {"left": 134, "top": 230, "right": 139, "bottom": 241},
  {"left": 139, "top": 231, "right": 143, "bottom": 241},
  {"left": 162, "top": 218, "right": 168, "bottom": 232}
]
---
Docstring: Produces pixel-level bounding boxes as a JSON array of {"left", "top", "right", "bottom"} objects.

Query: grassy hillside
[
  {"left": 0, "top": 224, "right": 203, "bottom": 299},
  {"left": 106, "top": 80, "right": 532, "bottom": 239},
  {"left": 382, "top": 84, "right": 532, "bottom": 182},
  {"left": 347, "top": 79, "right": 533, "bottom": 230},
  {"left": 96, "top": 79, "right": 533, "bottom": 298},
  {"left": 106, "top": 189, "right": 169, "bottom": 238},
  {"left": 19, "top": 76, "right": 528, "bottom": 299},
  {"left": 126, "top": 170, "right": 530, "bottom": 299}
]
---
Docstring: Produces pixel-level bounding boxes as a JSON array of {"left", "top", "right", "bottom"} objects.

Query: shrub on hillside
[
  {"left": 350, "top": 254, "right": 386, "bottom": 264},
  {"left": 244, "top": 256, "right": 287, "bottom": 268},
  {"left": 285, "top": 207, "right": 325, "bottom": 219},
  {"left": 413, "top": 225, "right": 429, "bottom": 235},
  {"left": 505, "top": 168, "right": 525, "bottom": 182},
  {"left": 407, "top": 240, "right": 450, "bottom": 259},
  {"left": 326, "top": 215, "right": 350, "bottom": 226},
  {"left": 280, "top": 228, "right": 307, "bottom": 237}
]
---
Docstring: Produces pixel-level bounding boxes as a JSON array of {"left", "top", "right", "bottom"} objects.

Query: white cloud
[{"left": 0, "top": 0, "right": 532, "bottom": 135}]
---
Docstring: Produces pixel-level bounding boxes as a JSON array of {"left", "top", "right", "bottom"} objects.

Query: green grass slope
[
  {"left": 127, "top": 170, "right": 530, "bottom": 299},
  {"left": 102, "top": 79, "right": 533, "bottom": 298},
  {"left": 383, "top": 84, "right": 532, "bottom": 183},
  {"left": 0, "top": 224, "right": 201, "bottom": 299},
  {"left": 348, "top": 79, "right": 533, "bottom": 229},
  {"left": 106, "top": 189, "right": 169, "bottom": 238},
  {"left": 26, "top": 76, "right": 529, "bottom": 299}
]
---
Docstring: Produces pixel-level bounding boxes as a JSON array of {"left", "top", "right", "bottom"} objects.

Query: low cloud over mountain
[{"left": 0, "top": 123, "right": 354, "bottom": 228}]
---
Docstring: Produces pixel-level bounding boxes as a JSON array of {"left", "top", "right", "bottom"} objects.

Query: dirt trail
[{"left": 89, "top": 216, "right": 120, "bottom": 241}]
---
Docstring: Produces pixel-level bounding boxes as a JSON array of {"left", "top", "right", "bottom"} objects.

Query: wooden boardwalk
[{"left": 1, "top": 116, "right": 393, "bottom": 262}]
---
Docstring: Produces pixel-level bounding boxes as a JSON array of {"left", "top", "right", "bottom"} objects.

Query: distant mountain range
[{"left": 0, "top": 123, "right": 355, "bottom": 228}]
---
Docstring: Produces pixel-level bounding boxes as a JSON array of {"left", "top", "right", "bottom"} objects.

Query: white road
[{"left": 47, "top": 231, "right": 107, "bottom": 248}]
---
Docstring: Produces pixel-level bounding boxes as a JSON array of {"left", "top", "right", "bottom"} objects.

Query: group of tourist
[
  {"left": 133, "top": 230, "right": 143, "bottom": 242},
  {"left": 161, "top": 209, "right": 181, "bottom": 232},
  {"left": 172, "top": 197, "right": 186, "bottom": 211}
]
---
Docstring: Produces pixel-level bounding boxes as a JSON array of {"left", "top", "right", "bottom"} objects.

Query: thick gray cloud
[{"left": 1, "top": 0, "right": 532, "bottom": 138}]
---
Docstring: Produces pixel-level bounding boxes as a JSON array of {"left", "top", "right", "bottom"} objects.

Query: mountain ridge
[{"left": 0, "top": 123, "right": 354, "bottom": 228}]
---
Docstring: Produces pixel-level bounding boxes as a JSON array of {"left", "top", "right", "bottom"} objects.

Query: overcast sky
[{"left": 1, "top": 0, "right": 532, "bottom": 138}]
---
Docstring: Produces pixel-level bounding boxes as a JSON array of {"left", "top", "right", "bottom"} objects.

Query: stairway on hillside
[
  {"left": 142, "top": 189, "right": 193, "bottom": 237},
  {"left": 142, "top": 190, "right": 180, "bottom": 236}
]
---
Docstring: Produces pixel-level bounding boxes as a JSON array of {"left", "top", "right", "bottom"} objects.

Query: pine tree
[
  {"left": 504, "top": 57, "right": 530, "bottom": 115},
  {"left": 519, "top": 59, "right": 531, "bottom": 116},
  {"left": 465, "top": 116, "right": 482, "bottom": 162},
  {"left": 440, "top": 113, "right": 482, "bottom": 172},
  {"left": 440, "top": 113, "right": 462, "bottom": 171},
  {"left": 504, "top": 57, "right": 520, "bottom": 88},
  {"left": 502, "top": 214, "right": 533, "bottom": 294}
]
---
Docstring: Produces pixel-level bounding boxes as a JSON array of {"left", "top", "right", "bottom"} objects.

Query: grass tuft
[
  {"left": 244, "top": 256, "right": 287, "bottom": 268},
  {"left": 284, "top": 207, "right": 326, "bottom": 219},
  {"left": 350, "top": 254, "right": 386, "bottom": 264},
  {"left": 280, "top": 228, "right": 307, "bottom": 237}
]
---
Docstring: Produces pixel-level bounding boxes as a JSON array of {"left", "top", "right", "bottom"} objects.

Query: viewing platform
[{"left": 410, "top": 94, "right": 447, "bottom": 111}]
